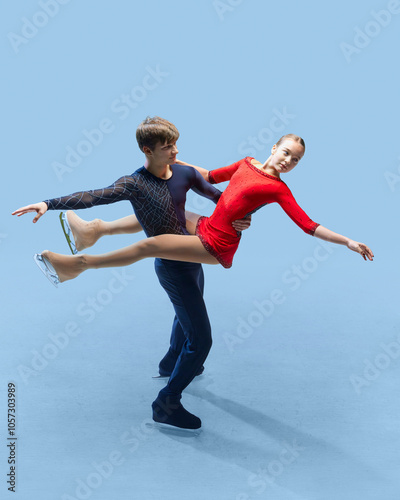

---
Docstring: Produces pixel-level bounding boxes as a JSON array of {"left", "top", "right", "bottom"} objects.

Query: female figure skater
[{"left": 13, "top": 134, "right": 374, "bottom": 285}]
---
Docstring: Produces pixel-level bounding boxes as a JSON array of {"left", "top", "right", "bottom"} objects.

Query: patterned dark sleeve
[
  {"left": 44, "top": 176, "right": 136, "bottom": 210},
  {"left": 191, "top": 168, "right": 222, "bottom": 204}
]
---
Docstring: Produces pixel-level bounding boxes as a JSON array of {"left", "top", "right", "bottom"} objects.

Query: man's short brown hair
[{"left": 136, "top": 116, "right": 179, "bottom": 152}]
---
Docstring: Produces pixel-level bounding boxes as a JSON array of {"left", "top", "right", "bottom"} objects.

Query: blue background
[{"left": 1, "top": 1, "right": 399, "bottom": 499}]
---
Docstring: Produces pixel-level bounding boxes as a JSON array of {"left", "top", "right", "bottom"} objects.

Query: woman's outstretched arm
[
  {"left": 274, "top": 183, "right": 374, "bottom": 261},
  {"left": 313, "top": 225, "right": 374, "bottom": 261}
]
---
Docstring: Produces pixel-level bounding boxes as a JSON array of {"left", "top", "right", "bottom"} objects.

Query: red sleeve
[
  {"left": 208, "top": 159, "right": 243, "bottom": 184},
  {"left": 275, "top": 183, "right": 319, "bottom": 235}
]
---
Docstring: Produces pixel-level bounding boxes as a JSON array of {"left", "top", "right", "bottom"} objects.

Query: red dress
[{"left": 195, "top": 157, "right": 319, "bottom": 268}]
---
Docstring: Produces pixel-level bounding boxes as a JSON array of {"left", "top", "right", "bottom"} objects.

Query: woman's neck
[{"left": 261, "top": 156, "right": 280, "bottom": 178}]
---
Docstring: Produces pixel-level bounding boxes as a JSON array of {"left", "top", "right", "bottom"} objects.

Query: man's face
[{"left": 150, "top": 140, "right": 179, "bottom": 165}]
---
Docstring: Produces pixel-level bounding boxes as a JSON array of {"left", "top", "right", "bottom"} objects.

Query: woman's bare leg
[
  {"left": 42, "top": 234, "right": 218, "bottom": 283},
  {"left": 66, "top": 212, "right": 143, "bottom": 251},
  {"left": 68, "top": 210, "right": 200, "bottom": 250},
  {"left": 184, "top": 211, "right": 201, "bottom": 235}
]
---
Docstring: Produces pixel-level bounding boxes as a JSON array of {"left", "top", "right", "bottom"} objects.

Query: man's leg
[
  {"left": 153, "top": 259, "right": 212, "bottom": 428},
  {"left": 158, "top": 318, "right": 185, "bottom": 376},
  {"left": 158, "top": 266, "right": 206, "bottom": 377}
]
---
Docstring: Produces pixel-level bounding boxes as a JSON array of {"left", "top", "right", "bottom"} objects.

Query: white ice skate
[
  {"left": 59, "top": 212, "right": 78, "bottom": 255},
  {"left": 33, "top": 253, "right": 60, "bottom": 288}
]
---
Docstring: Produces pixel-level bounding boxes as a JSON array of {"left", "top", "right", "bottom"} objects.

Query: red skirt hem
[{"left": 195, "top": 216, "right": 233, "bottom": 269}]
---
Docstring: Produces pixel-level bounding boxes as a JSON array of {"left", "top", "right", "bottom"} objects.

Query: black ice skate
[{"left": 151, "top": 396, "right": 201, "bottom": 431}]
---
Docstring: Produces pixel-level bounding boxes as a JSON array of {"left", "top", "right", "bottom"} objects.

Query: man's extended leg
[{"left": 153, "top": 259, "right": 212, "bottom": 429}]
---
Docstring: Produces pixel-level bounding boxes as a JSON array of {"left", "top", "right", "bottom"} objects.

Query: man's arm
[
  {"left": 175, "top": 159, "right": 209, "bottom": 181},
  {"left": 191, "top": 168, "right": 221, "bottom": 204},
  {"left": 12, "top": 202, "right": 48, "bottom": 223},
  {"left": 12, "top": 175, "right": 134, "bottom": 223}
]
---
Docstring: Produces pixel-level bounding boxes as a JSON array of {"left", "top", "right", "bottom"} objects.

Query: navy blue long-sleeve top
[{"left": 44, "top": 164, "right": 221, "bottom": 237}]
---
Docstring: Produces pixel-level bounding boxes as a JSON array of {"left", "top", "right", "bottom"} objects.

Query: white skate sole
[
  {"left": 33, "top": 253, "right": 60, "bottom": 288},
  {"left": 59, "top": 212, "right": 78, "bottom": 255},
  {"left": 145, "top": 421, "right": 202, "bottom": 436}
]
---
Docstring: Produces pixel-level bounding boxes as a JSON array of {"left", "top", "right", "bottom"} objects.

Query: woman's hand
[
  {"left": 346, "top": 240, "right": 374, "bottom": 261},
  {"left": 12, "top": 202, "right": 48, "bottom": 223}
]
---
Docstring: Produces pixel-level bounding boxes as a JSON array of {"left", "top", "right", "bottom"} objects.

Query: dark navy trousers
[{"left": 154, "top": 258, "right": 212, "bottom": 401}]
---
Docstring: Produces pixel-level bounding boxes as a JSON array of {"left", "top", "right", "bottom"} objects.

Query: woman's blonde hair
[{"left": 275, "top": 134, "right": 305, "bottom": 151}]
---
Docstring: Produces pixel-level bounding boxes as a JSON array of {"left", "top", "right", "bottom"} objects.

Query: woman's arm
[
  {"left": 176, "top": 158, "right": 243, "bottom": 184},
  {"left": 275, "top": 184, "right": 374, "bottom": 261},
  {"left": 314, "top": 225, "right": 374, "bottom": 261}
]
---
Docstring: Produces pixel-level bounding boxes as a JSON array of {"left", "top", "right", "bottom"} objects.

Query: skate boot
[
  {"left": 33, "top": 253, "right": 60, "bottom": 287},
  {"left": 152, "top": 395, "right": 201, "bottom": 430}
]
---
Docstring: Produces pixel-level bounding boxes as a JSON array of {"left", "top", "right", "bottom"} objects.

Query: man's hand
[
  {"left": 232, "top": 215, "right": 252, "bottom": 232},
  {"left": 12, "top": 202, "right": 48, "bottom": 223}
]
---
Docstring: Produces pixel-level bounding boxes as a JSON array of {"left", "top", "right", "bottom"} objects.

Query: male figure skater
[{"left": 13, "top": 116, "right": 251, "bottom": 430}]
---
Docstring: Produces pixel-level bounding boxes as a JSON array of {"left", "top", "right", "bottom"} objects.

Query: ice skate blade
[
  {"left": 146, "top": 422, "right": 202, "bottom": 436},
  {"left": 59, "top": 212, "right": 78, "bottom": 255},
  {"left": 152, "top": 373, "right": 204, "bottom": 380},
  {"left": 33, "top": 253, "right": 60, "bottom": 288}
]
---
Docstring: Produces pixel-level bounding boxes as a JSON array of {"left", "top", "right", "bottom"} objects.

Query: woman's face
[{"left": 271, "top": 139, "right": 304, "bottom": 174}]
